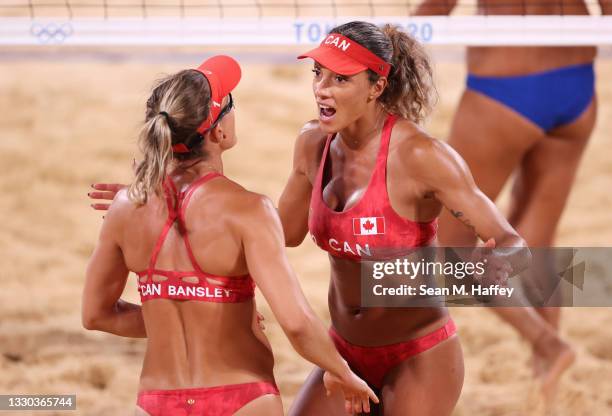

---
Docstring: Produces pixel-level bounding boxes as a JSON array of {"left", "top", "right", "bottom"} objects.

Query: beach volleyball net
[{"left": 1, "top": 0, "right": 611, "bottom": 45}]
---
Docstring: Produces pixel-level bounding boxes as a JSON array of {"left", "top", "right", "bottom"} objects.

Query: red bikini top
[
  {"left": 308, "top": 114, "right": 438, "bottom": 261},
  {"left": 136, "top": 172, "right": 255, "bottom": 303}
]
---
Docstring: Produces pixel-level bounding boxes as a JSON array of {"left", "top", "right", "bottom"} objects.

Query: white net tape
[{"left": 1, "top": 1, "right": 611, "bottom": 45}]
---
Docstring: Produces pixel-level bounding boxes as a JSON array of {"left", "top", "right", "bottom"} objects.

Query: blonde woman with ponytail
[
  {"left": 83, "top": 55, "right": 378, "bottom": 416},
  {"left": 281, "top": 22, "right": 531, "bottom": 414}
]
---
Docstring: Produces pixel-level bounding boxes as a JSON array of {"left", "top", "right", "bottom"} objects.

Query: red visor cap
[
  {"left": 194, "top": 55, "right": 241, "bottom": 135},
  {"left": 298, "top": 34, "right": 391, "bottom": 77}
]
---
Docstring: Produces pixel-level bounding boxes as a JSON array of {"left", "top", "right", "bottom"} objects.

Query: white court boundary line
[{"left": 1, "top": 16, "right": 612, "bottom": 46}]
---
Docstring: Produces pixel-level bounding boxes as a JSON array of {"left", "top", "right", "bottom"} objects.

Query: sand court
[{"left": 1, "top": 55, "right": 611, "bottom": 415}]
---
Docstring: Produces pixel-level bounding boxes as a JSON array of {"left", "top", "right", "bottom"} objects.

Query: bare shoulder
[
  {"left": 294, "top": 120, "right": 328, "bottom": 176},
  {"left": 106, "top": 188, "right": 134, "bottom": 221},
  {"left": 390, "top": 119, "right": 472, "bottom": 192},
  {"left": 391, "top": 118, "right": 462, "bottom": 172},
  {"left": 297, "top": 119, "right": 326, "bottom": 149},
  {"left": 222, "top": 187, "right": 281, "bottom": 237},
  {"left": 209, "top": 177, "right": 276, "bottom": 220},
  {"left": 99, "top": 188, "right": 138, "bottom": 239}
]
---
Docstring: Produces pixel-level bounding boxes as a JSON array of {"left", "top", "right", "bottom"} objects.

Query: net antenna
[{"left": 1, "top": 1, "right": 612, "bottom": 46}]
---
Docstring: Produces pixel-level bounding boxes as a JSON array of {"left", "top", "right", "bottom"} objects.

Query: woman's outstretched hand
[
  {"left": 88, "top": 183, "right": 126, "bottom": 211},
  {"left": 472, "top": 238, "right": 513, "bottom": 286},
  {"left": 323, "top": 368, "right": 379, "bottom": 414}
]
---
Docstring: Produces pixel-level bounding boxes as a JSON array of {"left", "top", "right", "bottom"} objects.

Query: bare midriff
[
  {"left": 468, "top": 0, "right": 596, "bottom": 76},
  {"left": 328, "top": 251, "right": 449, "bottom": 347}
]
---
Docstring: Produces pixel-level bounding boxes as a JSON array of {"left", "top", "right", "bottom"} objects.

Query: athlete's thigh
[
  {"left": 134, "top": 405, "right": 151, "bottom": 416},
  {"left": 288, "top": 367, "right": 347, "bottom": 416},
  {"left": 439, "top": 89, "right": 543, "bottom": 246},
  {"left": 508, "top": 98, "right": 597, "bottom": 245},
  {"left": 234, "top": 393, "right": 283, "bottom": 416},
  {"left": 380, "top": 335, "right": 464, "bottom": 416}
]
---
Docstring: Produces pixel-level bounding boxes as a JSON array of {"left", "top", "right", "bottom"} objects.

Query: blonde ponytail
[
  {"left": 128, "top": 114, "right": 173, "bottom": 205},
  {"left": 127, "top": 69, "right": 211, "bottom": 205}
]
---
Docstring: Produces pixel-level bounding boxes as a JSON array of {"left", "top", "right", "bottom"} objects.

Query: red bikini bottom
[
  {"left": 136, "top": 381, "right": 279, "bottom": 416},
  {"left": 329, "top": 319, "right": 457, "bottom": 388}
]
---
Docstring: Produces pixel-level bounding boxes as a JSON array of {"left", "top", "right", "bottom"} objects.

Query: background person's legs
[
  {"left": 508, "top": 98, "right": 597, "bottom": 326},
  {"left": 438, "top": 87, "right": 586, "bottom": 402},
  {"left": 438, "top": 89, "right": 542, "bottom": 246}
]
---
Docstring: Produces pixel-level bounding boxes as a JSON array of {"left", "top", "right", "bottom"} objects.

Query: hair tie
[{"left": 159, "top": 110, "right": 177, "bottom": 134}]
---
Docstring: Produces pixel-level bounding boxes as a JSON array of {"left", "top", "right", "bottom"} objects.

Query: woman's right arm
[
  {"left": 278, "top": 122, "right": 320, "bottom": 247},
  {"left": 83, "top": 192, "right": 146, "bottom": 338},
  {"left": 237, "top": 194, "right": 378, "bottom": 413}
]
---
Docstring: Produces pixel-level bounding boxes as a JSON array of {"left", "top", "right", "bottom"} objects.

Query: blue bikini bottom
[{"left": 467, "top": 63, "right": 595, "bottom": 132}]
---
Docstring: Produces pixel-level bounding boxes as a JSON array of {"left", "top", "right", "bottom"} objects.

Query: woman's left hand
[
  {"left": 323, "top": 369, "right": 379, "bottom": 414},
  {"left": 473, "top": 238, "right": 513, "bottom": 286},
  {"left": 88, "top": 183, "right": 126, "bottom": 211}
]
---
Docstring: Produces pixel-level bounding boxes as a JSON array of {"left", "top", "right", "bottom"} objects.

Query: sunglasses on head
[{"left": 203, "top": 93, "right": 234, "bottom": 134}]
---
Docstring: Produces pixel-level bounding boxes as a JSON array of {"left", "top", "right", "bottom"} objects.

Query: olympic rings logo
[{"left": 30, "top": 22, "right": 74, "bottom": 44}]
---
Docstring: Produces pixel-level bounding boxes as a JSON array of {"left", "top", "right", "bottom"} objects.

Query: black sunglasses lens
[
  {"left": 205, "top": 94, "right": 233, "bottom": 133},
  {"left": 220, "top": 95, "right": 233, "bottom": 117}
]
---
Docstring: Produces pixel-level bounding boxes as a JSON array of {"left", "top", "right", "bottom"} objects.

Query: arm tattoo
[{"left": 451, "top": 209, "right": 477, "bottom": 234}]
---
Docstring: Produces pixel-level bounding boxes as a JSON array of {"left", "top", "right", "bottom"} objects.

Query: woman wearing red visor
[
  {"left": 281, "top": 22, "right": 529, "bottom": 415},
  {"left": 83, "top": 55, "right": 378, "bottom": 415}
]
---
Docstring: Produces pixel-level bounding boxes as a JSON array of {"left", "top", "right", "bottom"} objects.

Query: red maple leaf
[{"left": 363, "top": 220, "right": 374, "bottom": 231}]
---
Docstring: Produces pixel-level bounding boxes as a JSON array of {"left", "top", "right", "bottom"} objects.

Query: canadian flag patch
[{"left": 353, "top": 217, "right": 385, "bottom": 236}]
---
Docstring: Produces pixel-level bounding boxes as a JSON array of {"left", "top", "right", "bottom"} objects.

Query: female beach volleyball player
[
  {"left": 415, "top": 0, "right": 608, "bottom": 399},
  {"left": 88, "top": 26, "right": 531, "bottom": 414},
  {"left": 82, "top": 55, "right": 378, "bottom": 415},
  {"left": 280, "top": 22, "right": 531, "bottom": 415}
]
